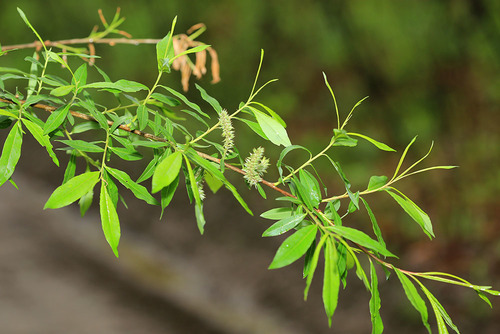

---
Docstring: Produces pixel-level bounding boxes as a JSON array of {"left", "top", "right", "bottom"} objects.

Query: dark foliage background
[{"left": 1, "top": 1, "right": 499, "bottom": 333}]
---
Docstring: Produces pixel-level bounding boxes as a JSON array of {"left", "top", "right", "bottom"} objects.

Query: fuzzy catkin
[
  {"left": 243, "top": 147, "right": 269, "bottom": 187},
  {"left": 219, "top": 109, "right": 234, "bottom": 154}
]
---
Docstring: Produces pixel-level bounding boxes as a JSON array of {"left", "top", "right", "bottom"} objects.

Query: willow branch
[
  {"left": 0, "top": 97, "right": 295, "bottom": 199},
  {"left": 1, "top": 38, "right": 161, "bottom": 51}
]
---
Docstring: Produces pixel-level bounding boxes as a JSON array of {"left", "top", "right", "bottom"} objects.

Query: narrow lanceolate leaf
[
  {"left": 195, "top": 84, "right": 222, "bottom": 114},
  {"left": 105, "top": 166, "right": 159, "bottom": 205},
  {"left": 78, "top": 188, "right": 93, "bottom": 217},
  {"left": 72, "top": 63, "right": 87, "bottom": 91},
  {"left": 394, "top": 269, "right": 431, "bottom": 333},
  {"left": 392, "top": 136, "right": 417, "bottom": 180},
  {"left": 50, "top": 85, "right": 75, "bottom": 97},
  {"left": 44, "top": 171, "right": 100, "bottom": 209},
  {"left": 58, "top": 139, "right": 104, "bottom": 153},
  {"left": 262, "top": 213, "right": 307, "bottom": 237},
  {"left": 152, "top": 151, "right": 183, "bottom": 193},
  {"left": 21, "top": 119, "right": 59, "bottom": 166},
  {"left": 348, "top": 132, "right": 396, "bottom": 152},
  {"left": 63, "top": 151, "right": 77, "bottom": 184},
  {"left": 99, "top": 182, "right": 121, "bottom": 258},
  {"left": 156, "top": 30, "right": 175, "bottom": 73},
  {"left": 160, "top": 174, "right": 179, "bottom": 219},
  {"left": 184, "top": 155, "right": 205, "bottom": 234},
  {"left": 361, "top": 198, "right": 386, "bottom": 250},
  {"left": 323, "top": 237, "right": 340, "bottom": 327},
  {"left": 421, "top": 286, "right": 459, "bottom": 334},
  {"left": 82, "top": 80, "right": 148, "bottom": 93},
  {"left": 253, "top": 108, "right": 291, "bottom": 147},
  {"left": 0, "top": 122, "right": 23, "bottom": 187},
  {"left": 327, "top": 225, "right": 396, "bottom": 258},
  {"left": 369, "top": 260, "right": 384, "bottom": 334},
  {"left": 260, "top": 207, "right": 293, "bottom": 220},
  {"left": 304, "top": 234, "right": 328, "bottom": 300},
  {"left": 137, "top": 104, "right": 148, "bottom": 131},
  {"left": 171, "top": 44, "right": 211, "bottom": 63},
  {"left": 299, "top": 169, "right": 322, "bottom": 207},
  {"left": 385, "top": 189, "right": 434, "bottom": 239},
  {"left": 269, "top": 225, "right": 317, "bottom": 269},
  {"left": 43, "top": 104, "right": 71, "bottom": 135}
]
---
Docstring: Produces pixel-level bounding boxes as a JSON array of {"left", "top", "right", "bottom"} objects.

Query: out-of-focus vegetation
[{"left": 1, "top": 0, "right": 499, "bottom": 330}]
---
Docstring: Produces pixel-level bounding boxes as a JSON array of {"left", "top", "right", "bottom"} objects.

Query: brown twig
[{"left": 1, "top": 38, "right": 162, "bottom": 51}]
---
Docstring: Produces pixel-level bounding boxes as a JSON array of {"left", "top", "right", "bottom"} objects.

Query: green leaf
[
  {"left": 58, "top": 139, "right": 104, "bottom": 153},
  {"left": 234, "top": 117, "right": 268, "bottom": 140},
  {"left": 99, "top": 182, "right": 121, "bottom": 257},
  {"left": 152, "top": 151, "right": 182, "bottom": 193},
  {"left": 79, "top": 93, "right": 109, "bottom": 130},
  {"left": 131, "top": 141, "right": 169, "bottom": 149},
  {"left": 303, "top": 234, "right": 328, "bottom": 300},
  {"left": 0, "top": 109, "right": 18, "bottom": 118},
  {"left": 17, "top": 8, "right": 46, "bottom": 52},
  {"left": 82, "top": 80, "right": 148, "bottom": 93},
  {"left": 150, "top": 92, "right": 181, "bottom": 107},
  {"left": 323, "top": 237, "right": 340, "bottom": 327},
  {"left": 22, "top": 119, "right": 59, "bottom": 166},
  {"left": 299, "top": 169, "right": 322, "bottom": 208},
  {"left": 268, "top": 225, "right": 317, "bottom": 269},
  {"left": 0, "top": 122, "right": 23, "bottom": 187},
  {"left": 394, "top": 269, "right": 431, "bottom": 333},
  {"left": 137, "top": 155, "right": 160, "bottom": 183},
  {"left": 369, "top": 260, "right": 384, "bottom": 334},
  {"left": 71, "top": 121, "right": 101, "bottom": 134},
  {"left": 251, "top": 102, "right": 287, "bottom": 127},
  {"left": 303, "top": 238, "right": 316, "bottom": 279},
  {"left": 260, "top": 207, "right": 293, "bottom": 220},
  {"left": 109, "top": 147, "right": 143, "bottom": 161},
  {"left": 327, "top": 225, "right": 396, "bottom": 258},
  {"left": 204, "top": 171, "right": 223, "bottom": 193},
  {"left": 161, "top": 86, "right": 207, "bottom": 117},
  {"left": 348, "top": 132, "right": 396, "bottom": 152},
  {"left": 43, "top": 104, "right": 71, "bottom": 135},
  {"left": 360, "top": 198, "right": 386, "bottom": 250},
  {"left": 367, "top": 175, "right": 388, "bottom": 191},
  {"left": 157, "top": 30, "right": 175, "bottom": 73},
  {"left": 160, "top": 174, "right": 179, "bottom": 219},
  {"left": 171, "top": 44, "right": 211, "bottom": 63},
  {"left": 72, "top": 63, "right": 87, "bottom": 90},
  {"left": 63, "top": 151, "right": 77, "bottom": 184},
  {"left": 137, "top": 104, "right": 148, "bottom": 131},
  {"left": 276, "top": 144, "right": 312, "bottom": 178},
  {"left": 262, "top": 213, "right": 307, "bottom": 237},
  {"left": 79, "top": 188, "right": 93, "bottom": 217},
  {"left": 392, "top": 136, "right": 417, "bottom": 180},
  {"left": 105, "top": 166, "right": 159, "bottom": 206},
  {"left": 332, "top": 129, "right": 358, "bottom": 147},
  {"left": 50, "top": 85, "right": 74, "bottom": 97},
  {"left": 195, "top": 83, "right": 222, "bottom": 114},
  {"left": 252, "top": 107, "right": 291, "bottom": 147},
  {"left": 385, "top": 189, "right": 434, "bottom": 239},
  {"left": 44, "top": 171, "right": 100, "bottom": 209},
  {"left": 184, "top": 155, "right": 205, "bottom": 234},
  {"left": 422, "top": 287, "right": 459, "bottom": 333},
  {"left": 27, "top": 52, "right": 38, "bottom": 98}
]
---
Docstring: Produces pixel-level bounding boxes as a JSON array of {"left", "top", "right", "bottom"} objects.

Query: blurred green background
[{"left": 1, "top": 0, "right": 499, "bottom": 333}]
